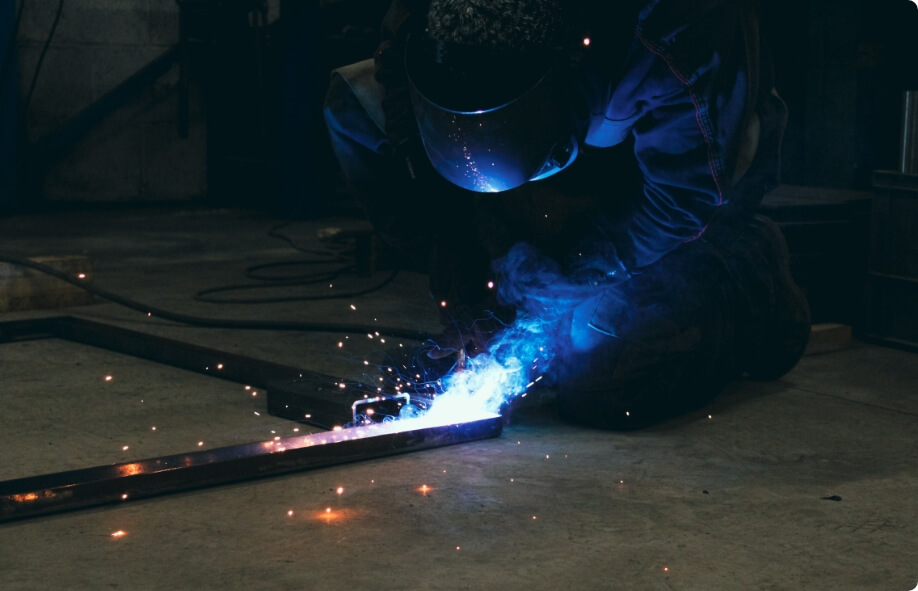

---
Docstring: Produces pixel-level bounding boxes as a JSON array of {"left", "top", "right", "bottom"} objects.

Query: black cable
[
  {"left": 0, "top": 253, "right": 433, "bottom": 341},
  {"left": 194, "top": 267, "right": 401, "bottom": 304},
  {"left": 192, "top": 223, "right": 397, "bottom": 305},
  {"left": 23, "top": 0, "right": 64, "bottom": 118}
]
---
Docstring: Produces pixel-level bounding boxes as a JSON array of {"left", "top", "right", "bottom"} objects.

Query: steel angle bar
[
  {"left": 0, "top": 316, "right": 375, "bottom": 428},
  {"left": 0, "top": 413, "right": 502, "bottom": 522},
  {"left": 0, "top": 316, "right": 502, "bottom": 523}
]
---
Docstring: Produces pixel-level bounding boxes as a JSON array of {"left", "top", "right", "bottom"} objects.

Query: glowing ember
[{"left": 111, "top": 530, "right": 126, "bottom": 538}]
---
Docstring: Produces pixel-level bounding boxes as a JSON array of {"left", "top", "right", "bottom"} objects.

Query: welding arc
[{"left": 0, "top": 254, "right": 433, "bottom": 341}]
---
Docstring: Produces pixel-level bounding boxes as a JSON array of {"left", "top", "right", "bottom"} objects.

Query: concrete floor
[{"left": 0, "top": 207, "right": 916, "bottom": 591}]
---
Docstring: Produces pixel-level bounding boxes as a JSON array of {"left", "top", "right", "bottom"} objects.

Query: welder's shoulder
[
  {"left": 634, "top": 0, "right": 754, "bottom": 83},
  {"left": 637, "top": 0, "right": 750, "bottom": 51}
]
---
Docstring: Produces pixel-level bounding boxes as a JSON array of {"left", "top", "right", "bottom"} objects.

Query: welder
[{"left": 323, "top": 0, "right": 811, "bottom": 429}]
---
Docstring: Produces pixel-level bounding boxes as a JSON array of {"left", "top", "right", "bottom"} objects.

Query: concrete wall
[{"left": 16, "top": 0, "right": 206, "bottom": 203}]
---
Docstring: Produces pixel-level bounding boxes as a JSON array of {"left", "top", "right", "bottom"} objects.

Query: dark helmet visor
[{"left": 406, "top": 36, "right": 579, "bottom": 193}]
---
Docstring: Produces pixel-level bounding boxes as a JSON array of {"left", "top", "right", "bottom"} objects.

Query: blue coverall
[{"left": 324, "top": 0, "right": 811, "bottom": 429}]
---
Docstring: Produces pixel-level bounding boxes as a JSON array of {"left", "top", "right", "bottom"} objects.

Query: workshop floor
[{"left": 0, "top": 207, "right": 915, "bottom": 591}]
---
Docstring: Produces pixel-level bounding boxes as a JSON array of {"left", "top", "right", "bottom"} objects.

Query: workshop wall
[
  {"left": 9, "top": 0, "right": 917, "bottom": 210},
  {"left": 16, "top": 0, "right": 206, "bottom": 204}
]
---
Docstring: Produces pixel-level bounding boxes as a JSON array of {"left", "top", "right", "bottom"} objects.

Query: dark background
[{"left": 1, "top": 0, "right": 917, "bottom": 216}]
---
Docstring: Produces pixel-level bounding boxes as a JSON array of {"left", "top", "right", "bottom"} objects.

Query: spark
[
  {"left": 487, "top": 281, "right": 495, "bottom": 289},
  {"left": 104, "top": 375, "right": 113, "bottom": 382},
  {"left": 582, "top": 37, "right": 591, "bottom": 46},
  {"left": 77, "top": 273, "right": 86, "bottom": 279},
  {"left": 197, "top": 441, "right": 204, "bottom": 447},
  {"left": 111, "top": 530, "right": 127, "bottom": 538},
  {"left": 151, "top": 426, "right": 156, "bottom": 431},
  {"left": 350, "top": 304, "right": 357, "bottom": 311},
  {"left": 336, "top": 486, "right": 344, "bottom": 495},
  {"left": 122, "top": 445, "right": 129, "bottom": 451},
  {"left": 121, "top": 494, "right": 128, "bottom": 500},
  {"left": 287, "top": 510, "right": 294, "bottom": 517},
  {"left": 216, "top": 363, "right": 223, "bottom": 370}
]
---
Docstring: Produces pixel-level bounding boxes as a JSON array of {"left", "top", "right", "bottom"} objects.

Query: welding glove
[
  {"left": 565, "top": 236, "right": 633, "bottom": 337},
  {"left": 427, "top": 239, "right": 513, "bottom": 363},
  {"left": 427, "top": 305, "right": 509, "bottom": 362}
]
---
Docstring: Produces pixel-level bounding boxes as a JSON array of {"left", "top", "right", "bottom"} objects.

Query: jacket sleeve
[{"left": 595, "top": 4, "right": 754, "bottom": 271}]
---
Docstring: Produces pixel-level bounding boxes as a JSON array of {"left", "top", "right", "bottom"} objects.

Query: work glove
[{"left": 427, "top": 304, "right": 509, "bottom": 365}]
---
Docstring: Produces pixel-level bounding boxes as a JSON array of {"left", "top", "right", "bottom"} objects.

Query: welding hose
[{"left": 0, "top": 254, "right": 434, "bottom": 341}]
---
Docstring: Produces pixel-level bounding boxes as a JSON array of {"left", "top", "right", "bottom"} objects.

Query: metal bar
[
  {"left": 0, "top": 316, "right": 60, "bottom": 343},
  {"left": 47, "top": 316, "right": 373, "bottom": 428},
  {"left": 0, "top": 413, "right": 502, "bottom": 522},
  {"left": 0, "top": 316, "right": 503, "bottom": 523},
  {"left": 901, "top": 90, "right": 918, "bottom": 175}
]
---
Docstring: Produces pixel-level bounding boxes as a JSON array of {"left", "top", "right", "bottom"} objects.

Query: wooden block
[
  {"left": 0, "top": 255, "right": 95, "bottom": 312},
  {"left": 804, "top": 323, "right": 853, "bottom": 356}
]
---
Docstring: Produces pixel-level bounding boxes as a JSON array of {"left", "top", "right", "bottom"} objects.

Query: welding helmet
[{"left": 405, "top": 35, "right": 581, "bottom": 193}]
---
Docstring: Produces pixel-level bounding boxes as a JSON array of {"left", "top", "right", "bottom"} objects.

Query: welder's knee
[
  {"left": 555, "top": 244, "right": 738, "bottom": 430},
  {"left": 555, "top": 332, "right": 729, "bottom": 430},
  {"left": 731, "top": 215, "right": 811, "bottom": 380}
]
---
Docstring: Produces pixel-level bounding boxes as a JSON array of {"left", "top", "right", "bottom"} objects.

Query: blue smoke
[{"left": 424, "top": 240, "right": 618, "bottom": 420}]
